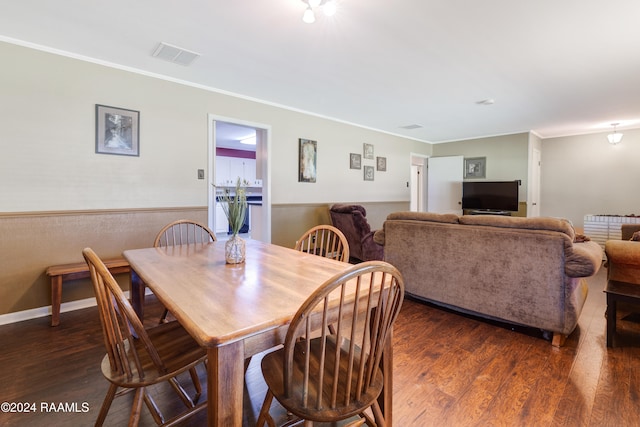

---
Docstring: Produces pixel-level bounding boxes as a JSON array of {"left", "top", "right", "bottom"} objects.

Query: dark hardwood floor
[{"left": 1, "top": 264, "right": 639, "bottom": 426}]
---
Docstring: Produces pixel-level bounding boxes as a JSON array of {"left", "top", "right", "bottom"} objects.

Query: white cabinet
[
  {"left": 230, "top": 158, "right": 256, "bottom": 184},
  {"left": 216, "top": 156, "right": 256, "bottom": 186},
  {"left": 215, "top": 159, "right": 230, "bottom": 186},
  {"left": 215, "top": 203, "right": 229, "bottom": 233}
]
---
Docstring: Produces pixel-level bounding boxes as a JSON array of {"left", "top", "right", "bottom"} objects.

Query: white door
[
  {"left": 427, "top": 156, "right": 463, "bottom": 214},
  {"left": 529, "top": 148, "right": 541, "bottom": 217}
]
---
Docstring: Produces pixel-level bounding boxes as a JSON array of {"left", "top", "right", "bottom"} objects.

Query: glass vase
[{"left": 225, "top": 235, "right": 246, "bottom": 264}]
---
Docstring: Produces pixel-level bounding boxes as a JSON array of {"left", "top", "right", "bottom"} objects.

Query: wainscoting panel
[{"left": 0, "top": 207, "right": 207, "bottom": 316}]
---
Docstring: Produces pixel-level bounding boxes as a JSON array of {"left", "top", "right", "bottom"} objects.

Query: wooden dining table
[{"left": 124, "top": 239, "right": 394, "bottom": 427}]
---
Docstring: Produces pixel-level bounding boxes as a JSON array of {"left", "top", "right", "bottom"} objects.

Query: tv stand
[{"left": 469, "top": 210, "right": 511, "bottom": 216}]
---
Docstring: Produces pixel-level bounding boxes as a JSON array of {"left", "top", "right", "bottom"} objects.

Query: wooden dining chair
[
  {"left": 257, "top": 261, "right": 405, "bottom": 427},
  {"left": 83, "top": 248, "right": 207, "bottom": 426},
  {"left": 154, "top": 219, "right": 216, "bottom": 247},
  {"left": 294, "top": 224, "right": 350, "bottom": 263},
  {"left": 153, "top": 220, "right": 216, "bottom": 323}
]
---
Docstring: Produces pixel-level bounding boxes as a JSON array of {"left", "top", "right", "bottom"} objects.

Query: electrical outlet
[{"left": 197, "top": 169, "right": 205, "bottom": 179}]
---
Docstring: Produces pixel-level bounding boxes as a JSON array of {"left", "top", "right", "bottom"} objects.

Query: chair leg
[
  {"left": 142, "top": 390, "right": 165, "bottom": 425},
  {"left": 188, "top": 366, "right": 202, "bottom": 403},
  {"left": 95, "top": 383, "right": 118, "bottom": 427},
  {"left": 345, "top": 417, "right": 366, "bottom": 427},
  {"left": 370, "top": 401, "right": 386, "bottom": 427},
  {"left": 159, "top": 308, "right": 170, "bottom": 324},
  {"left": 256, "top": 390, "right": 277, "bottom": 427},
  {"left": 168, "top": 377, "right": 195, "bottom": 408},
  {"left": 128, "top": 388, "right": 145, "bottom": 427}
]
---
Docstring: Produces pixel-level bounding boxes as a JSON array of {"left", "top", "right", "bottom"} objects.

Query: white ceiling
[{"left": 2, "top": 0, "right": 640, "bottom": 143}]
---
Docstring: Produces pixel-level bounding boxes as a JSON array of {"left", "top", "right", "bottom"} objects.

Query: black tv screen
[{"left": 462, "top": 181, "right": 519, "bottom": 212}]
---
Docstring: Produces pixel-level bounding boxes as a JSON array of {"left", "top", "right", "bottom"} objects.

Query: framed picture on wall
[
  {"left": 95, "top": 104, "right": 140, "bottom": 156},
  {"left": 376, "top": 156, "right": 387, "bottom": 171},
  {"left": 363, "top": 143, "right": 374, "bottom": 159},
  {"left": 350, "top": 153, "right": 362, "bottom": 169},
  {"left": 464, "top": 157, "right": 486, "bottom": 179},
  {"left": 364, "top": 165, "right": 374, "bottom": 181},
  {"left": 298, "top": 138, "right": 317, "bottom": 182}
]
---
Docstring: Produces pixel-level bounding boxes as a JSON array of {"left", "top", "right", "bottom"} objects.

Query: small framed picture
[
  {"left": 364, "top": 165, "right": 374, "bottom": 181},
  {"left": 95, "top": 104, "right": 140, "bottom": 156},
  {"left": 376, "top": 156, "right": 387, "bottom": 171},
  {"left": 298, "top": 138, "right": 317, "bottom": 183},
  {"left": 350, "top": 153, "right": 361, "bottom": 169},
  {"left": 464, "top": 157, "right": 486, "bottom": 179},
  {"left": 363, "top": 143, "right": 374, "bottom": 159}
]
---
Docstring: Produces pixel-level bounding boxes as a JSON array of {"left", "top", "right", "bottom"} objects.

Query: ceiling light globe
[
  {"left": 308, "top": 0, "right": 322, "bottom": 7},
  {"left": 302, "top": 7, "right": 316, "bottom": 23},
  {"left": 607, "top": 133, "right": 623, "bottom": 144},
  {"left": 323, "top": 1, "right": 337, "bottom": 16}
]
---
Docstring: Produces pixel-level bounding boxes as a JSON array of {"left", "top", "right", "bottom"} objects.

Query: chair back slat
[
  {"left": 294, "top": 225, "right": 350, "bottom": 262},
  {"left": 83, "top": 248, "right": 167, "bottom": 380},
  {"left": 154, "top": 220, "right": 216, "bottom": 248},
  {"left": 282, "top": 261, "right": 404, "bottom": 415}
]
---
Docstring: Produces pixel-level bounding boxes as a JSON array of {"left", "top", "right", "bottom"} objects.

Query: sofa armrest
[
  {"left": 565, "top": 241, "right": 603, "bottom": 277},
  {"left": 362, "top": 231, "right": 384, "bottom": 261},
  {"left": 606, "top": 240, "right": 640, "bottom": 266},
  {"left": 373, "top": 229, "right": 385, "bottom": 245},
  {"left": 605, "top": 240, "right": 640, "bottom": 284}
]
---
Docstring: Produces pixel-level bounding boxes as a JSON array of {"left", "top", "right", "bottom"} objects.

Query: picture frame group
[{"left": 349, "top": 143, "right": 387, "bottom": 181}]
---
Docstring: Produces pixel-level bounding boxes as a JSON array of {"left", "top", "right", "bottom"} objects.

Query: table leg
[
  {"left": 606, "top": 294, "right": 616, "bottom": 348},
  {"left": 130, "top": 270, "right": 145, "bottom": 320},
  {"left": 50, "top": 276, "right": 62, "bottom": 327},
  {"left": 208, "top": 341, "right": 244, "bottom": 427}
]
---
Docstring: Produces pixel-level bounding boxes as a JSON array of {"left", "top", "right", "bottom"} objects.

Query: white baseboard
[{"left": 0, "top": 289, "right": 153, "bottom": 326}]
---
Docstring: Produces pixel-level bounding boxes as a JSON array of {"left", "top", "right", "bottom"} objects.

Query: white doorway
[
  {"left": 410, "top": 154, "right": 427, "bottom": 211},
  {"left": 207, "top": 114, "right": 271, "bottom": 243}
]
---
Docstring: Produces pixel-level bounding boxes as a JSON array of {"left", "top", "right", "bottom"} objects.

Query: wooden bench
[{"left": 46, "top": 258, "right": 130, "bottom": 326}]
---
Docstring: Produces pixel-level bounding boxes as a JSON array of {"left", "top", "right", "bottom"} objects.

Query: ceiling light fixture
[
  {"left": 240, "top": 135, "right": 256, "bottom": 145},
  {"left": 607, "top": 123, "right": 623, "bottom": 145},
  {"left": 301, "top": 0, "right": 337, "bottom": 24}
]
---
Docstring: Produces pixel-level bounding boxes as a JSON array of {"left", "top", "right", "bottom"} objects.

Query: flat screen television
[{"left": 462, "top": 180, "right": 519, "bottom": 212}]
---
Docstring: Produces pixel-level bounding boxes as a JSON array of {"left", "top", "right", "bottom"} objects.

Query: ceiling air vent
[
  {"left": 152, "top": 42, "right": 200, "bottom": 66},
  {"left": 399, "top": 124, "right": 423, "bottom": 130}
]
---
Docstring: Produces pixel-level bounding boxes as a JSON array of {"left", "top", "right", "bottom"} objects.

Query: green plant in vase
[{"left": 216, "top": 177, "right": 249, "bottom": 264}]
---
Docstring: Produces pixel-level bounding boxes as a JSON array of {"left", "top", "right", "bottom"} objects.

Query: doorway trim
[
  {"left": 409, "top": 153, "right": 429, "bottom": 212},
  {"left": 207, "top": 114, "right": 272, "bottom": 243}
]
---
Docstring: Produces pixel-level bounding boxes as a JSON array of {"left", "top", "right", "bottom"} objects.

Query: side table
[{"left": 604, "top": 280, "right": 640, "bottom": 347}]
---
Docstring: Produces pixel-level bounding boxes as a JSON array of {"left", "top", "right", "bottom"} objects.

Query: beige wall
[
  {"left": 432, "top": 133, "right": 530, "bottom": 203},
  {"left": 0, "top": 41, "right": 429, "bottom": 212},
  {"left": 0, "top": 41, "right": 429, "bottom": 316},
  {"left": 540, "top": 128, "right": 640, "bottom": 228}
]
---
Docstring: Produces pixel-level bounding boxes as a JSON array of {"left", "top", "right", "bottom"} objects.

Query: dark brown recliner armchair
[{"left": 329, "top": 204, "right": 384, "bottom": 263}]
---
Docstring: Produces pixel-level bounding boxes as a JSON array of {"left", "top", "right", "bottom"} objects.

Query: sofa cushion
[
  {"left": 385, "top": 211, "right": 460, "bottom": 224},
  {"left": 459, "top": 215, "right": 575, "bottom": 240},
  {"left": 631, "top": 231, "right": 640, "bottom": 241}
]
